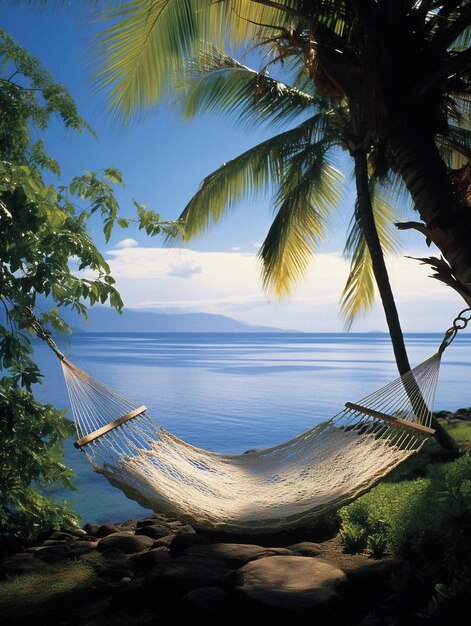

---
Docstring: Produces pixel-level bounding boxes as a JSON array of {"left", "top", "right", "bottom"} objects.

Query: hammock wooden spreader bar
[
  {"left": 345, "top": 402, "right": 436, "bottom": 435},
  {"left": 74, "top": 405, "right": 147, "bottom": 448}
]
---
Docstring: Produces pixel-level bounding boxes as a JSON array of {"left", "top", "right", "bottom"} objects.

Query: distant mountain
[{"left": 56, "top": 306, "right": 290, "bottom": 333}]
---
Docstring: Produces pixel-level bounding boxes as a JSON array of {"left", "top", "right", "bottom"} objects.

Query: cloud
[
  {"left": 232, "top": 246, "right": 242, "bottom": 252},
  {"left": 103, "top": 245, "right": 460, "bottom": 332},
  {"left": 115, "top": 238, "right": 138, "bottom": 249}
]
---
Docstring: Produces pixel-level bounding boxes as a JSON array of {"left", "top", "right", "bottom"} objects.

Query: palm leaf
[
  {"left": 176, "top": 44, "right": 318, "bottom": 128},
  {"left": 340, "top": 183, "right": 403, "bottom": 328},
  {"left": 176, "top": 114, "right": 330, "bottom": 240},
  {"left": 259, "top": 144, "right": 344, "bottom": 296}
]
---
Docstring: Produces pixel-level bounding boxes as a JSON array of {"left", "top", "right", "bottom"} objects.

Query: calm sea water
[{"left": 34, "top": 332, "right": 471, "bottom": 524}]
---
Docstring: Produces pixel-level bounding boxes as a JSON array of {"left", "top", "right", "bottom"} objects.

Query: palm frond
[
  {"left": 177, "top": 44, "right": 318, "bottom": 129},
  {"left": 259, "top": 145, "right": 345, "bottom": 296},
  {"left": 340, "top": 183, "right": 403, "bottom": 328},
  {"left": 176, "top": 114, "right": 331, "bottom": 240}
]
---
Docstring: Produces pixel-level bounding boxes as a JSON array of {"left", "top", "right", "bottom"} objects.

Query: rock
[
  {"left": 167, "top": 521, "right": 183, "bottom": 531},
  {"left": 96, "top": 565, "right": 135, "bottom": 582},
  {"left": 101, "top": 548, "right": 129, "bottom": 562},
  {"left": 119, "top": 576, "right": 132, "bottom": 586},
  {"left": 82, "top": 523, "right": 101, "bottom": 536},
  {"left": 169, "top": 533, "right": 208, "bottom": 557},
  {"left": 1, "top": 553, "right": 49, "bottom": 576},
  {"left": 69, "top": 544, "right": 95, "bottom": 558},
  {"left": 287, "top": 542, "right": 323, "bottom": 557},
  {"left": 47, "top": 531, "right": 76, "bottom": 543},
  {"left": 76, "top": 540, "right": 98, "bottom": 550},
  {"left": 120, "top": 519, "right": 138, "bottom": 531},
  {"left": 254, "top": 547, "right": 293, "bottom": 559},
  {"left": 68, "top": 528, "right": 87, "bottom": 538},
  {"left": 34, "top": 543, "right": 72, "bottom": 563},
  {"left": 179, "top": 587, "right": 230, "bottom": 624},
  {"left": 41, "top": 539, "right": 72, "bottom": 546},
  {"left": 130, "top": 547, "right": 171, "bottom": 573},
  {"left": 135, "top": 524, "right": 172, "bottom": 539},
  {"left": 96, "top": 523, "right": 122, "bottom": 537},
  {"left": 136, "top": 518, "right": 161, "bottom": 528},
  {"left": 152, "top": 535, "right": 175, "bottom": 549},
  {"left": 176, "top": 524, "right": 196, "bottom": 535},
  {"left": 147, "top": 556, "right": 231, "bottom": 591},
  {"left": 234, "top": 556, "right": 347, "bottom": 613},
  {"left": 97, "top": 532, "right": 154, "bottom": 554},
  {"left": 187, "top": 543, "right": 291, "bottom": 568}
]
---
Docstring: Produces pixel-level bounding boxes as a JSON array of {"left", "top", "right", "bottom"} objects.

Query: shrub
[
  {"left": 367, "top": 533, "right": 388, "bottom": 559},
  {"left": 339, "top": 522, "right": 368, "bottom": 553}
]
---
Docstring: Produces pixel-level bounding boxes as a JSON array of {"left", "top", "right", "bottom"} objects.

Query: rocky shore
[
  {"left": 0, "top": 512, "right": 401, "bottom": 625},
  {"left": 1, "top": 410, "right": 469, "bottom": 625}
]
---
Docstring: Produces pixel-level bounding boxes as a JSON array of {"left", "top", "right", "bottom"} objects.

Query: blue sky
[{"left": 1, "top": 4, "right": 464, "bottom": 332}]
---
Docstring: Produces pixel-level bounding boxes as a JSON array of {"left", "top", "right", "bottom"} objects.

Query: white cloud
[
  {"left": 115, "top": 238, "right": 138, "bottom": 249},
  {"left": 103, "top": 245, "right": 461, "bottom": 332},
  {"left": 232, "top": 246, "right": 242, "bottom": 252}
]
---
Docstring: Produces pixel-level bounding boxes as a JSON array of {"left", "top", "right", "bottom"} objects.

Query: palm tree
[
  {"left": 171, "top": 48, "right": 460, "bottom": 451},
  {"left": 92, "top": 0, "right": 470, "bottom": 305}
]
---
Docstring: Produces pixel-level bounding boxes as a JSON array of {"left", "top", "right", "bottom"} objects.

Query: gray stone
[
  {"left": 101, "top": 547, "right": 129, "bottom": 561},
  {"left": 167, "top": 521, "right": 183, "bottom": 531},
  {"left": 97, "top": 565, "right": 135, "bottom": 582},
  {"left": 96, "top": 523, "right": 122, "bottom": 537},
  {"left": 120, "top": 519, "right": 138, "bottom": 531},
  {"left": 82, "top": 523, "right": 100, "bottom": 536},
  {"left": 47, "top": 531, "right": 76, "bottom": 543},
  {"left": 1, "top": 553, "right": 49, "bottom": 575},
  {"left": 152, "top": 535, "right": 174, "bottom": 549},
  {"left": 176, "top": 524, "right": 196, "bottom": 535},
  {"left": 34, "top": 543, "right": 72, "bottom": 563},
  {"left": 130, "top": 547, "right": 171, "bottom": 573},
  {"left": 147, "top": 556, "right": 231, "bottom": 590},
  {"left": 234, "top": 556, "right": 347, "bottom": 612},
  {"left": 135, "top": 524, "right": 172, "bottom": 539},
  {"left": 169, "top": 533, "right": 208, "bottom": 557},
  {"left": 179, "top": 587, "right": 230, "bottom": 624},
  {"left": 187, "top": 543, "right": 291, "bottom": 568},
  {"left": 97, "top": 532, "right": 154, "bottom": 554},
  {"left": 136, "top": 518, "right": 160, "bottom": 528},
  {"left": 68, "top": 528, "right": 87, "bottom": 538},
  {"left": 287, "top": 542, "right": 323, "bottom": 557}
]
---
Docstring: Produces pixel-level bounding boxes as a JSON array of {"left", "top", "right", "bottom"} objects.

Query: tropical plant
[
  {"left": 88, "top": 0, "right": 470, "bottom": 451},
  {"left": 91, "top": 0, "right": 471, "bottom": 305},
  {"left": 0, "top": 30, "right": 178, "bottom": 540}
]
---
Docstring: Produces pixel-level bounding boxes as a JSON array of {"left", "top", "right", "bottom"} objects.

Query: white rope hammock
[{"left": 36, "top": 309, "right": 470, "bottom": 534}]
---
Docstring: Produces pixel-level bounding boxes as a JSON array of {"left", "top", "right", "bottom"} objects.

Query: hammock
[{"left": 36, "top": 310, "right": 469, "bottom": 534}]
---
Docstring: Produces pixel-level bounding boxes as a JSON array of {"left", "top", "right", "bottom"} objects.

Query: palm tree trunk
[
  {"left": 390, "top": 131, "right": 471, "bottom": 306},
  {"left": 353, "top": 151, "right": 459, "bottom": 454}
]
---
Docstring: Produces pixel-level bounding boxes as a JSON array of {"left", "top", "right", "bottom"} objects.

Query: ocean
[{"left": 34, "top": 332, "right": 471, "bottom": 524}]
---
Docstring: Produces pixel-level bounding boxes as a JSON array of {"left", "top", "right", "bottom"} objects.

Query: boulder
[
  {"left": 1, "top": 553, "right": 49, "bottom": 576},
  {"left": 47, "top": 531, "right": 76, "bottom": 543},
  {"left": 187, "top": 543, "right": 291, "bottom": 568},
  {"left": 147, "top": 556, "right": 231, "bottom": 591},
  {"left": 136, "top": 518, "right": 161, "bottom": 528},
  {"left": 287, "top": 542, "right": 323, "bottom": 557},
  {"left": 34, "top": 543, "right": 72, "bottom": 563},
  {"left": 97, "top": 532, "right": 154, "bottom": 554},
  {"left": 130, "top": 547, "right": 171, "bottom": 573},
  {"left": 179, "top": 587, "right": 230, "bottom": 624},
  {"left": 169, "top": 533, "right": 208, "bottom": 557},
  {"left": 135, "top": 524, "right": 172, "bottom": 539},
  {"left": 234, "top": 556, "right": 347, "bottom": 613},
  {"left": 175, "top": 524, "right": 196, "bottom": 535},
  {"left": 82, "top": 523, "right": 101, "bottom": 536},
  {"left": 96, "top": 524, "right": 122, "bottom": 538},
  {"left": 152, "top": 535, "right": 175, "bottom": 549}
]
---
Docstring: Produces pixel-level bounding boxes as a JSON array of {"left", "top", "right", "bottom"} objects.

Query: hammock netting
[{"left": 60, "top": 350, "right": 441, "bottom": 533}]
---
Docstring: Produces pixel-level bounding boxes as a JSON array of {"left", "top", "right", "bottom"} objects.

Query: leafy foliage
[
  {"left": 340, "top": 454, "right": 471, "bottom": 576},
  {"left": 338, "top": 521, "right": 368, "bottom": 554},
  {"left": 0, "top": 30, "right": 178, "bottom": 539}
]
